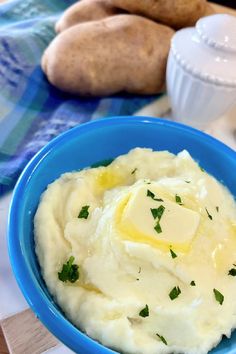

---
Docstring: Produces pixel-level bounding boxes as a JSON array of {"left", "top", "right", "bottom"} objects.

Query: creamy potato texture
[{"left": 34, "top": 148, "right": 236, "bottom": 354}]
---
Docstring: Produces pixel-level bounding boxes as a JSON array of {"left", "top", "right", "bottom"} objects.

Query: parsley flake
[
  {"left": 205, "top": 208, "right": 213, "bottom": 220},
  {"left": 185, "top": 180, "right": 191, "bottom": 184},
  {"left": 175, "top": 194, "right": 183, "bottom": 205},
  {"left": 216, "top": 206, "right": 219, "bottom": 212},
  {"left": 190, "top": 280, "right": 196, "bottom": 286},
  {"left": 58, "top": 256, "right": 79, "bottom": 283},
  {"left": 151, "top": 205, "right": 165, "bottom": 220},
  {"left": 169, "top": 286, "right": 181, "bottom": 300},
  {"left": 147, "top": 189, "right": 163, "bottom": 202},
  {"left": 147, "top": 189, "right": 155, "bottom": 198},
  {"left": 152, "top": 205, "right": 165, "bottom": 234},
  {"left": 154, "top": 221, "right": 162, "bottom": 234},
  {"left": 156, "top": 333, "right": 168, "bottom": 345},
  {"left": 139, "top": 304, "right": 149, "bottom": 318},
  {"left": 131, "top": 168, "right": 137, "bottom": 175},
  {"left": 78, "top": 205, "right": 90, "bottom": 219},
  {"left": 213, "top": 288, "right": 224, "bottom": 305},
  {"left": 151, "top": 208, "right": 159, "bottom": 219},
  {"left": 228, "top": 268, "right": 236, "bottom": 276},
  {"left": 170, "top": 248, "right": 177, "bottom": 259}
]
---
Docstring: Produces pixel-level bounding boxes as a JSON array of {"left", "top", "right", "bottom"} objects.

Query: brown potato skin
[
  {"left": 108, "top": 0, "right": 207, "bottom": 29},
  {"left": 42, "top": 15, "right": 174, "bottom": 97},
  {"left": 57, "top": 0, "right": 208, "bottom": 32},
  {"left": 203, "top": 3, "right": 215, "bottom": 17},
  {"left": 55, "top": 0, "right": 122, "bottom": 33}
]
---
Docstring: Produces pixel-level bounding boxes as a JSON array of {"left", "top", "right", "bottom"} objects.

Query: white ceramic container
[{"left": 167, "top": 14, "right": 236, "bottom": 129}]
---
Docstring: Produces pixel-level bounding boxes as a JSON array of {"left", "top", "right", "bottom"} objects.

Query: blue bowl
[{"left": 8, "top": 116, "right": 236, "bottom": 354}]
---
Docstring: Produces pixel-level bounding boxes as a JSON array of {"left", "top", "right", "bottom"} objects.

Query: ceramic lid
[
  {"left": 171, "top": 14, "right": 236, "bottom": 87},
  {"left": 196, "top": 14, "right": 236, "bottom": 53}
]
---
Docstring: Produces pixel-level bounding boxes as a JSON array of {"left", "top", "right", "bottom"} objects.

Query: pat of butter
[{"left": 118, "top": 185, "right": 200, "bottom": 252}]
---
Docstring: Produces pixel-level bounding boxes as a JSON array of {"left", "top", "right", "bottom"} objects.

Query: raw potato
[
  {"left": 56, "top": 0, "right": 210, "bottom": 33},
  {"left": 204, "top": 3, "right": 216, "bottom": 17},
  {"left": 107, "top": 0, "right": 207, "bottom": 29},
  {"left": 55, "top": 0, "right": 123, "bottom": 33},
  {"left": 42, "top": 15, "right": 174, "bottom": 96}
]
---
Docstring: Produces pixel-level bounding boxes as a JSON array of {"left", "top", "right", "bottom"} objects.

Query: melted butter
[
  {"left": 79, "top": 282, "right": 103, "bottom": 294},
  {"left": 212, "top": 222, "right": 236, "bottom": 271},
  {"left": 103, "top": 311, "right": 123, "bottom": 320},
  {"left": 95, "top": 166, "right": 125, "bottom": 192}
]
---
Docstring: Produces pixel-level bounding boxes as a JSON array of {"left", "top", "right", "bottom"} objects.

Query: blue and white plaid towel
[{"left": 0, "top": 0, "right": 159, "bottom": 194}]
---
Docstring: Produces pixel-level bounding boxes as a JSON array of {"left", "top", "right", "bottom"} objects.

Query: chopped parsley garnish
[
  {"left": 156, "top": 333, "right": 168, "bottom": 345},
  {"left": 185, "top": 180, "right": 191, "bottom": 184},
  {"left": 147, "top": 189, "right": 155, "bottom": 198},
  {"left": 175, "top": 194, "right": 183, "bottom": 205},
  {"left": 213, "top": 288, "right": 224, "bottom": 305},
  {"left": 216, "top": 206, "right": 219, "bottom": 212},
  {"left": 228, "top": 268, "right": 236, "bottom": 276},
  {"left": 169, "top": 286, "right": 181, "bottom": 300},
  {"left": 151, "top": 208, "right": 159, "bottom": 219},
  {"left": 200, "top": 166, "right": 205, "bottom": 172},
  {"left": 131, "top": 168, "right": 137, "bottom": 175},
  {"left": 139, "top": 304, "right": 149, "bottom": 318},
  {"left": 151, "top": 205, "right": 165, "bottom": 220},
  {"left": 78, "top": 205, "right": 90, "bottom": 219},
  {"left": 151, "top": 205, "right": 165, "bottom": 235},
  {"left": 58, "top": 256, "right": 79, "bottom": 283},
  {"left": 138, "top": 267, "right": 142, "bottom": 274},
  {"left": 205, "top": 208, "right": 213, "bottom": 220},
  {"left": 170, "top": 248, "right": 177, "bottom": 259},
  {"left": 190, "top": 280, "right": 196, "bottom": 286},
  {"left": 154, "top": 221, "right": 162, "bottom": 234},
  {"left": 147, "top": 189, "right": 163, "bottom": 202},
  {"left": 151, "top": 208, "right": 158, "bottom": 219}
]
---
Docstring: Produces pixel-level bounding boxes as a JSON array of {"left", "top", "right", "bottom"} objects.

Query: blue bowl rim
[{"left": 7, "top": 116, "right": 236, "bottom": 353}]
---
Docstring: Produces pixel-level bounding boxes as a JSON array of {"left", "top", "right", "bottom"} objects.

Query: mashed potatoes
[{"left": 34, "top": 148, "right": 236, "bottom": 354}]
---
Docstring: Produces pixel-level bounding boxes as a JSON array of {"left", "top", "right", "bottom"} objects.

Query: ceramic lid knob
[{"left": 196, "top": 14, "right": 236, "bottom": 53}]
